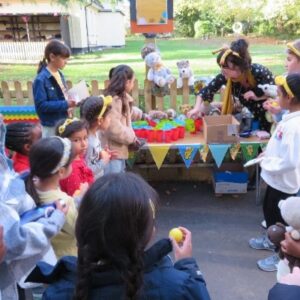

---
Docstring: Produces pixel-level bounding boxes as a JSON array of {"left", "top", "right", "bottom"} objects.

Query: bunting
[
  {"left": 241, "top": 143, "right": 260, "bottom": 162},
  {"left": 178, "top": 145, "right": 200, "bottom": 168},
  {"left": 230, "top": 143, "right": 241, "bottom": 160},
  {"left": 148, "top": 145, "right": 171, "bottom": 170},
  {"left": 209, "top": 144, "right": 230, "bottom": 168},
  {"left": 200, "top": 144, "right": 209, "bottom": 162}
]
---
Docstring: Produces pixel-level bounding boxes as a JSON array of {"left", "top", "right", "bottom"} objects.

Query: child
[
  {"left": 103, "top": 65, "right": 138, "bottom": 173},
  {"left": 25, "top": 137, "right": 78, "bottom": 258},
  {"left": 56, "top": 118, "right": 94, "bottom": 196},
  {"left": 33, "top": 39, "right": 76, "bottom": 138},
  {"left": 249, "top": 74, "right": 300, "bottom": 271},
  {"left": 80, "top": 96, "right": 113, "bottom": 179},
  {"left": 0, "top": 118, "right": 68, "bottom": 299},
  {"left": 27, "top": 173, "right": 211, "bottom": 300},
  {"left": 5, "top": 122, "right": 42, "bottom": 173}
]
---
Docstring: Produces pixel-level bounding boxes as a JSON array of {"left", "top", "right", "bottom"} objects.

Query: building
[{"left": 0, "top": 0, "right": 126, "bottom": 59}]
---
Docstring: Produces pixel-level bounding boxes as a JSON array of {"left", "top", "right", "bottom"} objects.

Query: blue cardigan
[
  {"left": 27, "top": 239, "right": 211, "bottom": 300},
  {"left": 268, "top": 283, "right": 300, "bottom": 300},
  {"left": 33, "top": 67, "right": 69, "bottom": 127}
]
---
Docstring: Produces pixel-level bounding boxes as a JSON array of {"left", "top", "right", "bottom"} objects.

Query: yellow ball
[
  {"left": 169, "top": 228, "right": 183, "bottom": 243},
  {"left": 271, "top": 101, "right": 279, "bottom": 107}
]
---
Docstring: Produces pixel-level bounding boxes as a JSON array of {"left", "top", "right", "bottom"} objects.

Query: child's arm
[
  {"left": 1, "top": 202, "right": 65, "bottom": 262},
  {"left": 33, "top": 78, "right": 72, "bottom": 113}
]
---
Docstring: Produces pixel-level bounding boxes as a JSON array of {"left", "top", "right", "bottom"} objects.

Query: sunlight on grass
[{"left": 0, "top": 38, "right": 286, "bottom": 85}]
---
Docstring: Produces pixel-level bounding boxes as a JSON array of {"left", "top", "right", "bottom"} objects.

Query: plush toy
[
  {"left": 141, "top": 43, "right": 158, "bottom": 60},
  {"left": 147, "top": 108, "right": 177, "bottom": 120},
  {"left": 267, "top": 197, "right": 300, "bottom": 281},
  {"left": 258, "top": 84, "right": 278, "bottom": 99},
  {"left": 179, "top": 104, "right": 193, "bottom": 115},
  {"left": 145, "top": 52, "right": 175, "bottom": 88},
  {"left": 131, "top": 106, "right": 144, "bottom": 121},
  {"left": 176, "top": 60, "right": 195, "bottom": 89}
]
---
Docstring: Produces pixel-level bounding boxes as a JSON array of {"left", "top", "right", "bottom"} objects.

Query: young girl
[
  {"left": 264, "top": 39, "right": 300, "bottom": 120},
  {"left": 103, "top": 65, "right": 138, "bottom": 173},
  {"left": 27, "top": 173, "right": 211, "bottom": 300},
  {"left": 56, "top": 118, "right": 94, "bottom": 196},
  {"left": 33, "top": 39, "right": 76, "bottom": 138},
  {"left": 5, "top": 122, "right": 42, "bottom": 173},
  {"left": 188, "top": 38, "right": 274, "bottom": 132},
  {"left": 25, "top": 137, "right": 78, "bottom": 258},
  {"left": 249, "top": 74, "right": 300, "bottom": 271},
  {"left": 80, "top": 96, "right": 113, "bottom": 179}
]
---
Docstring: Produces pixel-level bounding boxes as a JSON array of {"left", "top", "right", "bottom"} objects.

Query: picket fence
[{"left": 0, "top": 78, "right": 194, "bottom": 112}]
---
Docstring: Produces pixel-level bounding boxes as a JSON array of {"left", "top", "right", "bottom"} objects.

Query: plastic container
[
  {"left": 156, "top": 130, "right": 163, "bottom": 142},
  {"left": 171, "top": 127, "right": 179, "bottom": 141},
  {"left": 178, "top": 126, "right": 185, "bottom": 139},
  {"left": 195, "top": 118, "right": 203, "bottom": 132},
  {"left": 164, "top": 130, "right": 172, "bottom": 143},
  {"left": 147, "top": 129, "right": 156, "bottom": 143}
]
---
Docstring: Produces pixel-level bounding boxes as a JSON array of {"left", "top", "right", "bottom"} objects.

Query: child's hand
[
  {"left": 100, "top": 150, "right": 111, "bottom": 164},
  {"left": 263, "top": 99, "right": 282, "bottom": 115},
  {"left": 279, "top": 267, "right": 300, "bottom": 286},
  {"left": 55, "top": 200, "right": 69, "bottom": 215},
  {"left": 281, "top": 232, "right": 300, "bottom": 258},
  {"left": 0, "top": 225, "right": 6, "bottom": 263},
  {"left": 67, "top": 98, "right": 76, "bottom": 108},
  {"left": 171, "top": 226, "right": 193, "bottom": 262},
  {"left": 104, "top": 146, "right": 119, "bottom": 160}
]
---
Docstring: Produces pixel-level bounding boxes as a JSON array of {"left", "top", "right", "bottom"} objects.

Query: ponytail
[
  {"left": 37, "top": 57, "right": 47, "bottom": 74},
  {"left": 25, "top": 173, "right": 41, "bottom": 205}
]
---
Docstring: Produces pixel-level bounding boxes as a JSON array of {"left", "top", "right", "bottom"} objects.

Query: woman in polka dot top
[{"left": 188, "top": 38, "right": 274, "bottom": 132}]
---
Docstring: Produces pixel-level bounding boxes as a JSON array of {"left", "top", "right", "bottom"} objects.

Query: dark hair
[
  {"left": 55, "top": 118, "right": 88, "bottom": 138},
  {"left": 217, "top": 39, "right": 252, "bottom": 72},
  {"left": 37, "top": 39, "right": 71, "bottom": 74},
  {"left": 74, "top": 173, "right": 158, "bottom": 300},
  {"left": 108, "top": 67, "right": 115, "bottom": 80},
  {"left": 105, "top": 64, "right": 134, "bottom": 115},
  {"left": 5, "top": 122, "right": 36, "bottom": 155},
  {"left": 80, "top": 96, "right": 111, "bottom": 127},
  {"left": 25, "top": 137, "right": 75, "bottom": 205},
  {"left": 279, "top": 73, "right": 300, "bottom": 103}
]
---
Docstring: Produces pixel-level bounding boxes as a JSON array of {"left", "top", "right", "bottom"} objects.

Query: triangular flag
[
  {"left": 178, "top": 145, "right": 200, "bottom": 168},
  {"left": 148, "top": 145, "right": 171, "bottom": 170},
  {"left": 241, "top": 143, "right": 260, "bottom": 161},
  {"left": 200, "top": 144, "right": 209, "bottom": 162},
  {"left": 126, "top": 151, "right": 137, "bottom": 169},
  {"left": 230, "top": 143, "right": 241, "bottom": 160},
  {"left": 260, "top": 142, "right": 267, "bottom": 152},
  {"left": 209, "top": 144, "right": 230, "bottom": 168}
]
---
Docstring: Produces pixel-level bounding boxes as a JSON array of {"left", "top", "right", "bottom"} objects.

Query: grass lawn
[{"left": 0, "top": 37, "right": 287, "bottom": 87}]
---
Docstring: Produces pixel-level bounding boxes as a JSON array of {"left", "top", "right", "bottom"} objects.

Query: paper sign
[{"left": 67, "top": 80, "right": 90, "bottom": 103}]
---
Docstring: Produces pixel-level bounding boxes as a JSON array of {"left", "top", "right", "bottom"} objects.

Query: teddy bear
[
  {"left": 176, "top": 60, "right": 195, "bottom": 89},
  {"left": 145, "top": 52, "right": 175, "bottom": 88},
  {"left": 146, "top": 108, "right": 177, "bottom": 120},
  {"left": 141, "top": 43, "right": 158, "bottom": 60},
  {"left": 267, "top": 197, "right": 300, "bottom": 281}
]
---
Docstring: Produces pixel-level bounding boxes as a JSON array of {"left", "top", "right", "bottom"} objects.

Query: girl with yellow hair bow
[{"left": 188, "top": 38, "right": 275, "bottom": 132}]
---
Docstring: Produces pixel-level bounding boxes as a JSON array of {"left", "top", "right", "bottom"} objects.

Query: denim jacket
[{"left": 33, "top": 67, "right": 69, "bottom": 127}]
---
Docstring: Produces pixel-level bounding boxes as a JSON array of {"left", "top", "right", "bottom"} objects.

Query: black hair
[
  {"left": 37, "top": 39, "right": 71, "bottom": 74},
  {"left": 104, "top": 64, "right": 134, "bottom": 115},
  {"left": 279, "top": 73, "right": 300, "bottom": 103},
  {"left": 80, "top": 96, "right": 111, "bottom": 127},
  {"left": 5, "top": 122, "right": 37, "bottom": 155},
  {"left": 217, "top": 38, "right": 252, "bottom": 72},
  {"left": 108, "top": 67, "right": 115, "bottom": 80},
  {"left": 74, "top": 173, "right": 158, "bottom": 300},
  {"left": 25, "top": 137, "right": 75, "bottom": 205},
  {"left": 55, "top": 118, "right": 88, "bottom": 138}
]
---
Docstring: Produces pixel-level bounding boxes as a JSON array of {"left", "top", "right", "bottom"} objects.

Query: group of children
[{"left": 1, "top": 38, "right": 300, "bottom": 299}]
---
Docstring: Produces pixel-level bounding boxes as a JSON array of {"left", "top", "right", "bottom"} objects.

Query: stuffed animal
[
  {"left": 131, "top": 106, "right": 144, "bottom": 121},
  {"left": 258, "top": 84, "right": 278, "bottom": 98},
  {"left": 267, "top": 197, "right": 300, "bottom": 281},
  {"left": 176, "top": 60, "right": 195, "bottom": 88},
  {"left": 141, "top": 43, "right": 158, "bottom": 60},
  {"left": 179, "top": 104, "right": 194, "bottom": 115},
  {"left": 147, "top": 109, "right": 177, "bottom": 120},
  {"left": 145, "top": 52, "right": 175, "bottom": 87}
]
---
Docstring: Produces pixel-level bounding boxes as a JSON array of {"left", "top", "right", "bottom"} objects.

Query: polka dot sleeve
[
  {"left": 198, "top": 74, "right": 227, "bottom": 102},
  {"left": 251, "top": 63, "right": 275, "bottom": 97}
]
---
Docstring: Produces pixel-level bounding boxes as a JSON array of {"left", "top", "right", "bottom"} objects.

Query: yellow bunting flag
[
  {"left": 241, "top": 143, "right": 260, "bottom": 162},
  {"left": 200, "top": 144, "right": 209, "bottom": 162},
  {"left": 148, "top": 145, "right": 171, "bottom": 170},
  {"left": 230, "top": 143, "right": 241, "bottom": 160}
]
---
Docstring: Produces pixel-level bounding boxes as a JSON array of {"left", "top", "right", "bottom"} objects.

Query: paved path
[{"left": 153, "top": 181, "right": 275, "bottom": 300}]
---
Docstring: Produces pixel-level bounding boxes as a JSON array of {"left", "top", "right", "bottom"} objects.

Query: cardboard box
[
  {"left": 213, "top": 163, "right": 248, "bottom": 194},
  {"left": 203, "top": 115, "right": 240, "bottom": 144}
]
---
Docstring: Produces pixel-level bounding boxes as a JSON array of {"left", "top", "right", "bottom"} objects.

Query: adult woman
[{"left": 188, "top": 39, "right": 274, "bottom": 132}]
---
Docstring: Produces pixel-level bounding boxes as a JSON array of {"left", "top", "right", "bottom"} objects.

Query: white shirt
[{"left": 261, "top": 111, "right": 300, "bottom": 194}]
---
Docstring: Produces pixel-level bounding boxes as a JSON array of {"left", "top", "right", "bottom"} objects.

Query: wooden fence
[
  {"left": 0, "top": 78, "right": 194, "bottom": 112},
  {"left": 0, "top": 42, "right": 47, "bottom": 63}
]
